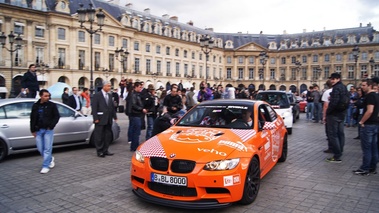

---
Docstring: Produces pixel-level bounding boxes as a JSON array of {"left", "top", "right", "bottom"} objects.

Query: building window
[
  {"left": 14, "top": 22, "right": 25, "bottom": 35},
  {"left": 58, "top": 28, "right": 66, "bottom": 40},
  {"left": 156, "top": 45, "right": 161, "bottom": 54},
  {"left": 213, "top": 56, "right": 216, "bottom": 63},
  {"left": 166, "top": 47, "right": 170, "bottom": 55},
  {"left": 281, "top": 57, "right": 286, "bottom": 64},
  {"left": 199, "top": 66, "right": 203, "bottom": 78},
  {"left": 35, "top": 26, "right": 45, "bottom": 38},
  {"left": 324, "top": 67, "right": 330, "bottom": 79},
  {"left": 238, "top": 56, "right": 244, "bottom": 64},
  {"left": 291, "top": 56, "right": 296, "bottom": 64},
  {"left": 219, "top": 57, "right": 222, "bottom": 63},
  {"left": 135, "top": 58, "right": 140, "bottom": 72},
  {"left": 335, "top": 54, "right": 342, "bottom": 62},
  {"left": 227, "top": 68, "right": 232, "bottom": 79},
  {"left": 249, "top": 56, "right": 254, "bottom": 64},
  {"left": 166, "top": 62, "right": 171, "bottom": 75},
  {"left": 184, "top": 64, "right": 188, "bottom": 76},
  {"left": 374, "top": 64, "right": 379, "bottom": 77},
  {"left": 375, "top": 51, "right": 379, "bottom": 60},
  {"left": 227, "top": 56, "right": 232, "bottom": 64},
  {"left": 237, "top": 68, "right": 243, "bottom": 79},
  {"left": 184, "top": 50, "right": 188, "bottom": 58},
  {"left": 302, "top": 68, "right": 307, "bottom": 79},
  {"left": 95, "top": 52, "right": 101, "bottom": 70},
  {"left": 109, "top": 36, "right": 115, "bottom": 46},
  {"left": 302, "top": 55, "right": 307, "bottom": 63},
  {"left": 270, "top": 69, "right": 276, "bottom": 79},
  {"left": 58, "top": 48, "right": 66, "bottom": 68},
  {"left": 157, "top": 60, "right": 161, "bottom": 73},
  {"left": 78, "top": 31, "right": 85, "bottom": 42},
  {"left": 35, "top": 47, "right": 44, "bottom": 64},
  {"left": 175, "top": 48, "right": 179, "bottom": 56},
  {"left": 94, "top": 33, "right": 101, "bottom": 44},
  {"left": 199, "top": 53, "right": 203, "bottom": 60},
  {"left": 291, "top": 68, "right": 296, "bottom": 80},
  {"left": 313, "top": 55, "right": 318, "bottom": 63},
  {"left": 146, "top": 59, "right": 151, "bottom": 73},
  {"left": 193, "top": 65, "right": 197, "bottom": 77},
  {"left": 348, "top": 53, "right": 354, "bottom": 61},
  {"left": 122, "top": 39, "right": 128, "bottom": 48},
  {"left": 360, "top": 65, "right": 367, "bottom": 78},
  {"left": 109, "top": 54, "right": 114, "bottom": 71},
  {"left": 361, "top": 52, "right": 368, "bottom": 61},
  {"left": 270, "top": 57, "right": 276, "bottom": 65},
  {"left": 336, "top": 66, "right": 342, "bottom": 75},
  {"left": 324, "top": 54, "right": 330, "bottom": 62},
  {"left": 78, "top": 50, "right": 85, "bottom": 70},
  {"left": 134, "top": 41, "right": 139, "bottom": 51},
  {"left": 192, "top": 52, "right": 195, "bottom": 59},
  {"left": 249, "top": 68, "right": 254, "bottom": 79},
  {"left": 146, "top": 44, "right": 150, "bottom": 52},
  {"left": 259, "top": 69, "right": 263, "bottom": 80},
  {"left": 348, "top": 66, "right": 354, "bottom": 79},
  {"left": 176, "top": 62, "right": 180, "bottom": 75}
]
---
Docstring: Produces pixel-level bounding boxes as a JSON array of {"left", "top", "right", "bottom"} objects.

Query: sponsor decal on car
[
  {"left": 139, "top": 136, "right": 167, "bottom": 158},
  {"left": 218, "top": 140, "right": 248, "bottom": 152},
  {"left": 170, "top": 128, "right": 222, "bottom": 143},
  {"left": 231, "top": 129, "right": 256, "bottom": 142},
  {"left": 271, "top": 130, "right": 281, "bottom": 162},
  {"left": 197, "top": 148, "right": 227, "bottom": 156},
  {"left": 223, "top": 174, "right": 241, "bottom": 186}
]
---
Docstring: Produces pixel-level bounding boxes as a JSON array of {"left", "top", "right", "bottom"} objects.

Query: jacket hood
[{"left": 138, "top": 126, "right": 257, "bottom": 163}]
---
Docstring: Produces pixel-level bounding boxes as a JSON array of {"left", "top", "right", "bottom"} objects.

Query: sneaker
[
  {"left": 326, "top": 157, "right": 342, "bottom": 163},
  {"left": 40, "top": 168, "right": 50, "bottom": 174},
  {"left": 49, "top": 157, "right": 55, "bottom": 169},
  {"left": 353, "top": 169, "right": 369, "bottom": 176},
  {"left": 353, "top": 136, "right": 360, "bottom": 140}
]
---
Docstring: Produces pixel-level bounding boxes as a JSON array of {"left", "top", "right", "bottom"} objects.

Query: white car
[{"left": 255, "top": 91, "right": 293, "bottom": 134}]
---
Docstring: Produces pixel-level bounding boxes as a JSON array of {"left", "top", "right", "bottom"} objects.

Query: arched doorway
[
  {"left": 300, "top": 84, "right": 308, "bottom": 94},
  {"left": 58, "top": 76, "right": 66, "bottom": 83},
  {"left": 110, "top": 78, "right": 117, "bottom": 89},
  {"left": 0, "top": 76, "right": 6, "bottom": 99},
  {"left": 248, "top": 83, "right": 255, "bottom": 91},
  {"left": 13, "top": 76, "right": 23, "bottom": 96},
  {"left": 346, "top": 83, "right": 355, "bottom": 91},
  {"left": 269, "top": 84, "right": 276, "bottom": 90},
  {"left": 258, "top": 84, "right": 265, "bottom": 90},
  {"left": 165, "top": 82, "right": 171, "bottom": 90},
  {"left": 78, "top": 77, "right": 86, "bottom": 90},
  {"left": 279, "top": 85, "right": 286, "bottom": 91},
  {"left": 289, "top": 85, "right": 297, "bottom": 93},
  {"left": 95, "top": 78, "right": 103, "bottom": 93}
]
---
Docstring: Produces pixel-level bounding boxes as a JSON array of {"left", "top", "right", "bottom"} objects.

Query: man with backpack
[{"left": 325, "top": 73, "right": 349, "bottom": 163}]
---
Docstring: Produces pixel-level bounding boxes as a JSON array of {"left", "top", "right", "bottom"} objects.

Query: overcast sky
[{"left": 116, "top": 0, "right": 379, "bottom": 34}]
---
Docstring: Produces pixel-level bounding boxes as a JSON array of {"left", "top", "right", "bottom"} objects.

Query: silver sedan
[{"left": 0, "top": 98, "right": 120, "bottom": 161}]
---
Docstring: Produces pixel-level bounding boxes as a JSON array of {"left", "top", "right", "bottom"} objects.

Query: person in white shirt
[{"left": 322, "top": 80, "right": 333, "bottom": 153}]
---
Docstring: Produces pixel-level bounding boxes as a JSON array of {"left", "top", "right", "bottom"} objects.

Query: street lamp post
[
  {"left": 77, "top": 3, "right": 105, "bottom": 95},
  {"left": 369, "top": 57, "right": 375, "bottom": 77},
  {"left": 115, "top": 47, "right": 129, "bottom": 78},
  {"left": 295, "top": 60, "right": 302, "bottom": 93},
  {"left": 0, "top": 31, "right": 23, "bottom": 98},
  {"left": 352, "top": 45, "right": 360, "bottom": 86},
  {"left": 259, "top": 51, "right": 268, "bottom": 90},
  {"left": 199, "top": 35, "right": 214, "bottom": 84}
]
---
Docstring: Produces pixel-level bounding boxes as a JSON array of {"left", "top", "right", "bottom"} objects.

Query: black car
[{"left": 286, "top": 92, "right": 300, "bottom": 123}]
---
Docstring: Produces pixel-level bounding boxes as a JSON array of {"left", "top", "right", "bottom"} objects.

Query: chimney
[
  {"left": 144, "top": 8, "right": 150, "bottom": 14},
  {"left": 162, "top": 14, "right": 169, "bottom": 19},
  {"left": 205, "top": 28, "right": 214, "bottom": 32},
  {"left": 170, "top": 16, "right": 178, "bottom": 22},
  {"left": 283, "top": 30, "right": 287, "bottom": 34},
  {"left": 360, "top": 23, "right": 362, "bottom": 27},
  {"left": 125, "top": 3, "right": 133, "bottom": 9},
  {"left": 323, "top": 27, "right": 326, "bottom": 31},
  {"left": 303, "top": 29, "right": 306, "bottom": 33},
  {"left": 187, "top": 20, "right": 193, "bottom": 26},
  {"left": 238, "top": 32, "right": 242, "bottom": 34}
]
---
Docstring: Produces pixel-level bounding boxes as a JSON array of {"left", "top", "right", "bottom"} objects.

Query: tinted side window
[{"left": 4, "top": 102, "right": 34, "bottom": 119}]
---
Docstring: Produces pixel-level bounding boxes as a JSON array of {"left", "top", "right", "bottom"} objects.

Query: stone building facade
[{"left": 0, "top": 0, "right": 378, "bottom": 98}]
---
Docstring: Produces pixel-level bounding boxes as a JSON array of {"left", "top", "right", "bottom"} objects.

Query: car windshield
[
  {"left": 177, "top": 104, "right": 254, "bottom": 129},
  {"left": 255, "top": 93, "right": 290, "bottom": 109}
]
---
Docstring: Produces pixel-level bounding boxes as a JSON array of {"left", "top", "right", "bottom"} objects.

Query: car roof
[
  {"left": 258, "top": 90, "right": 287, "bottom": 94},
  {"left": 0, "top": 98, "right": 61, "bottom": 105}
]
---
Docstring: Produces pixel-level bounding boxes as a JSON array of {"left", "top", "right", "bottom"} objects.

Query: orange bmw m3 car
[{"left": 131, "top": 99, "right": 288, "bottom": 209}]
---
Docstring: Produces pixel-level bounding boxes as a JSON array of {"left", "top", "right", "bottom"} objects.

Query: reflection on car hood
[{"left": 138, "top": 127, "right": 257, "bottom": 162}]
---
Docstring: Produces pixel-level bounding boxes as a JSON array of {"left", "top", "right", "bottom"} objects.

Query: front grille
[
  {"left": 150, "top": 157, "right": 168, "bottom": 171},
  {"left": 148, "top": 182, "right": 197, "bottom": 196},
  {"left": 171, "top": 160, "right": 196, "bottom": 173}
]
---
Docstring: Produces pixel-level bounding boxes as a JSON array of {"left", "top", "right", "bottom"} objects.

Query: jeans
[
  {"left": 313, "top": 103, "right": 322, "bottom": 122},
  {"left": 306, "top": 102, "right": 314, "bottom": 120},
  {"left": 128, "top": 115, "right": 142, "bottom": 151},
  {"left": 35, "top": 129, "right": 54, "bottom": 169},
  {"left": 345, "top": 105, "right": 357, "bottom": 126},
  {"left": 326, "top": 115, "right": 345, "bottom": 159},
  {"left": 359, "top": 124, "right": 378, "bottom": 171},
  {"left": 145, "top": 116, "right": 155, "bottom": 140}
]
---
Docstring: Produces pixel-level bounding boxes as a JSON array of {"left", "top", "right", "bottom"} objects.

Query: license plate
[{"left": 151, "top": 173, "right": 187, "bottom": 186}]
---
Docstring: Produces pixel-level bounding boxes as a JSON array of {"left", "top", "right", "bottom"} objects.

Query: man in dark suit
[
  {"left": 21, "top": 64, "right": 39, "bottom": 98},
  {"left": 91, "top": 81, "right": 118, "bottom": 157},
  {"left": 68, "top": 87, "right": 82, "bottom": 112}
]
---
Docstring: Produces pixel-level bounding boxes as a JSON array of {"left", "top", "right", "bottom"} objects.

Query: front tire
[
  {"left": 287, "top": 128, "right": 292, "bottom": 135},
  {"left": 0, "top": 139, "right": 8, "bottom": 162},
  {"left": 239, "top": 157, "right": 261, "bottom": 205},
  {"left": 279, "top": 135, "right": 288, "bottom": 162}
]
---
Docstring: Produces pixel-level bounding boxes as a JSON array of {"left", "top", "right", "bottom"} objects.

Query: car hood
[{"left": 138, "top": 126, "right": 257, "bottom": 163}]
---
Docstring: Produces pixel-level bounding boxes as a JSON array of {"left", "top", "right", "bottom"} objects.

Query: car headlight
[
  {"left": 135, "top": 150, "right": 145, "bottom": 163},
  {"left": 204, "top": 158, "right": 240, "bottom": 171}
]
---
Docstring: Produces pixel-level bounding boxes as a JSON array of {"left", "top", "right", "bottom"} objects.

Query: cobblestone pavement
[{"left": 1, "top": 112, "right": 379, "bottom": 213}]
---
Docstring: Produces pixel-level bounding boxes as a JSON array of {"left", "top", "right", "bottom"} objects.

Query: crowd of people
[{"left": 19, "top": 63, "right": 378, "bottom": 176}]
